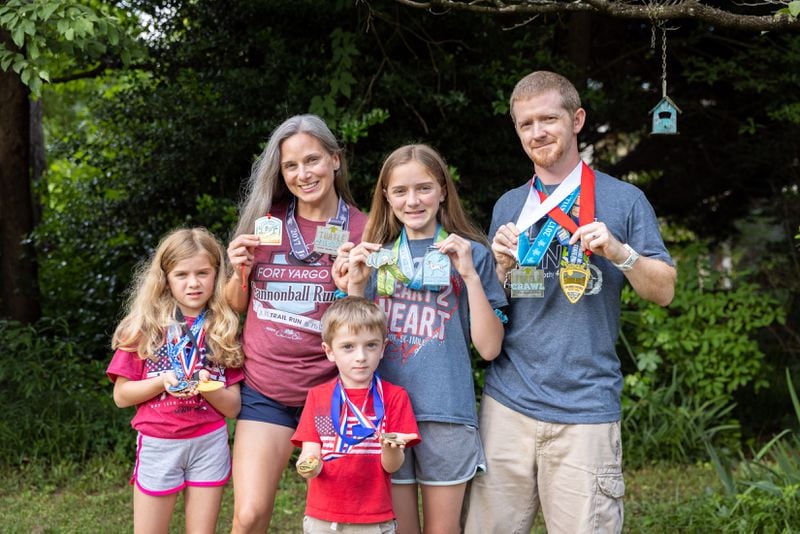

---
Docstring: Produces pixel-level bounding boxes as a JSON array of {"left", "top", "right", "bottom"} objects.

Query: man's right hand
[{"left": 491, "top": 223, "right": 521, "bottom": 277}]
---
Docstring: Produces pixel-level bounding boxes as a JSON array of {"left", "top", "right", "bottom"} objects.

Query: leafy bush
[
  {"left": 622, "top": 369, "right": 740, "bottom": 469},
  {"left": 0, "top": 318, "right": 131, "bottom": 465},
  {"left": 620, "top": 240, "right": 784, "bottom": 407},
  {"left": 707, "top": 369, "right": 800, "bottom": 532}
]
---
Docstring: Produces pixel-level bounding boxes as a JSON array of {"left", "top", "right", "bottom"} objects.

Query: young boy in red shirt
[{"left": 292, "top": 296, "right": 420, "bottom": 533}]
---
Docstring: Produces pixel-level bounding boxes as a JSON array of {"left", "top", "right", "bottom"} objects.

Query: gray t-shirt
[
  {"left": 485, "top": 170, "right": 673, "bottom": 424},
  {"left": 367, "top": 237, "right": 507, "bottom": 426}
]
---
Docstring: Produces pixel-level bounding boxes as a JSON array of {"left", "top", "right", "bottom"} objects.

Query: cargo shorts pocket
[{"left": 593, "top": 473, "right": 625, "bottom": 533}]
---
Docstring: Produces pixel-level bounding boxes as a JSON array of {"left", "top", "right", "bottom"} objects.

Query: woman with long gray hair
[{"left": 225, "top": 115, "right": 367, "bottom": 533}]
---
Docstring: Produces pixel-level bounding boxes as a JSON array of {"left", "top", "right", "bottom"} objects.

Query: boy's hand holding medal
[
  {"left": 380, "top": 432, "right": 418, "bottom": 448},
  {"left": 296, "top": 455, "right": 322, "bottom": 479}
]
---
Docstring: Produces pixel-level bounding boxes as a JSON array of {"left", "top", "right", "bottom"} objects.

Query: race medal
[
  {"left": 422, "top": 246, "right": 450, "bottom": 288},
  {"left": 381, "top": 432, "right": 406, "bottom": 446},
  {"left": 168, "top": 379, "right": 198, "bottom": 393},
  {"left": 254, "top": 216, "right": 283, "bottom": 245},
  {"left": 296, "top": 456, "right": 320, "bottom": 475},
  {"left": 195, "top": 380, "right": 224, "bottom": 392},
  {"left": 509, "top": 266, "right": 544, "bottom": 298},
  {"left": 559, "top": 262, "right": 591, "bottom": 304},
  {"left": 313, "top": 224, "right": 350, "bottom": 255},
  {"left": 367, "top": 248, "right": 395, "bottom": 269}
]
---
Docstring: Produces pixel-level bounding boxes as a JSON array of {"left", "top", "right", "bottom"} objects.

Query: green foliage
[
  {"left": 620, "top": 241, "right": 784, "bottom": 406},
  {"left": 0, "top": 318, "right": 130, "bottom": 465},
  {"left": 707, "top": 369, "right": 800, "bottom": 532},
  {"left": 622, "top": 369, "right": 740, "bottom": 469},
  {"left": 0, "top": 0, "right": 142, "bottom": 95}
]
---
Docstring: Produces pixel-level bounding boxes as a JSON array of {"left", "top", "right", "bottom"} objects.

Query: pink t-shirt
[
  {"left": 241, "top": 202, "right": 367, "bottom": 406},
  {"left": 291, "top": 378, "right": 420, "bottom": 523},
  {"left": 107, "top": 320, "right": 244, "bottom": 439}
]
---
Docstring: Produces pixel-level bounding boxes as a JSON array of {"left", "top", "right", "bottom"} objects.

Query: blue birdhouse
[{"left": 650, "top": 96, "right": 681, "bottom": 134}]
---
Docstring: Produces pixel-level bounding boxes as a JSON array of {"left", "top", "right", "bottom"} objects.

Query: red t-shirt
[
  {"left": 291, "top": 378, "right": 420, "bottom": 524},
  {"left": 107, "top": 320, "right": 244, "bottom": 439},
  {"left": 241, "top": 202, "right": 367, "bottom": 406}
]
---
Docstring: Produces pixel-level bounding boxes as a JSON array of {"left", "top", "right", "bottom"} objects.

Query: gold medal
[
  {"left": 296, "top": 456, "right": 320, "bottom": 475},
  {"left": 559, "top": 262, "right": 591, "bottom": 304},
  {"left": 195, "top": 380, "right": 224, "bottom": 392}
]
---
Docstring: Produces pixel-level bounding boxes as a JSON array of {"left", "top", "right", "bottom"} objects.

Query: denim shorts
[{"left": 238, "top": 382, "right": 304, "bottom": 428}]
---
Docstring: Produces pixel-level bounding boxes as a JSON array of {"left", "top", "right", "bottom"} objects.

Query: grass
[{"left": 0, "top": 456, "right": 721, "bottom": 533}]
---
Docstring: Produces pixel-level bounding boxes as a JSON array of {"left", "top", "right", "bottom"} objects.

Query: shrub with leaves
[
  {"left": 620, "top": 240, "right": 785, "bottom": 406},
  {"left": 0, "top": 318, "right": 131, "bottom": 465}
]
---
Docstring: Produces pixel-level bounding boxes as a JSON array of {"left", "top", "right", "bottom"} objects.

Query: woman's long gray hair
[{"left": 233, "top": 114, "right": 353, "bottom": 237}]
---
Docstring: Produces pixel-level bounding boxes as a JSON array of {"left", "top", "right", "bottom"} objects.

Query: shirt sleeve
[
  {"left": 473, "top": 242, "right": 508, "bottom": 309},
  {"left": 291, "top": 388, "right": 322, "bottom": 448},
  {"left": 106, "top": 349, "right": 145, "bottom": 383}
]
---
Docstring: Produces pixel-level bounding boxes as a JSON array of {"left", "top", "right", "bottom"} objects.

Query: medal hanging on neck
[
  {"left": 285, "top": 196, "right": 350, "bottom": 263},
  {"left": 166, "top": 308, "right": 207, "bottom": 393},
  {"left": 375, "top": 225, "right": 450, "bottom": 297},
  {"left": 326, "top": 374, "right": 385, "bottom": 461},
  {"left": 554, "top": 163, "right": 595, "bottom": 303},
  {"left": 513, "top": 163, "right": 595, "bottom": 302}
]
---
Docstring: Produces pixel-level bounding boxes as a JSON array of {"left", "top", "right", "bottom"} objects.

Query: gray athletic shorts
[
  {"left": 132, "top": 424, "right": 231, "bottom": 495},
  {"left": 392, "top": 422, "right": 485, "bottom": 486}
]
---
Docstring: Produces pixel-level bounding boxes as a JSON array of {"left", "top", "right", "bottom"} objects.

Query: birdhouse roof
[{"left": 649, "top": 95, "right": 682, "bottom": 114}]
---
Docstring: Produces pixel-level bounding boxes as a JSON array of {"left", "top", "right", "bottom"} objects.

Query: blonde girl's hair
[
  {"left": 111, "top": 227, "right": 244, "bottom": 368},
  {"left": 363, "top": 144, "right": 488, "bottom": 246},
  {"left": 509, "top": 70, "right": 582, "bottom": 122},
  {"left": 233, "top": 114, "right": 354, "bottom": 238},
  {"left": 321, "top": 296, "right": 387, "bottom": 345}
]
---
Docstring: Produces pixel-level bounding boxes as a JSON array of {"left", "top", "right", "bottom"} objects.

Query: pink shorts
[{"left": 131, "top": 424, "right": 231, "bottom": 495}]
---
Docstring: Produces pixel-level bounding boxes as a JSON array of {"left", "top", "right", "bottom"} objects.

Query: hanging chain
[{"left": 661, "top": 25, "right": 668, "bottom": 98}]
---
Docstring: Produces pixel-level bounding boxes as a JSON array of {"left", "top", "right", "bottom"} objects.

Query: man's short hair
[
  {"left": 321, "top": 296, "right": 387, "bottom": 344},
  {"left": 509, "top": 71, "right": 581, "bottom": 120}
]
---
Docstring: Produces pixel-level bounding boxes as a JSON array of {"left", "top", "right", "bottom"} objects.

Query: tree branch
[{"left": 387, "top": 0, "right": 800, "bottom": 31}]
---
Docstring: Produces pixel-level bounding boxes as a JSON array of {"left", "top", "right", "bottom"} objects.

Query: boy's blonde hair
[
  {"left": 321, "top": 296, "right": 387, "bottom": 345},
  {"left": 111, "top": 227, "right": 243, "bottom": 368}
]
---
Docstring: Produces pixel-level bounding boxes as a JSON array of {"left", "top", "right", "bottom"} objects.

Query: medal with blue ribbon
[
  {"left": 166, "top": 308, "right": 206, "bottom": 392},
  {"left": 326, "top": 374, "right": 385, "bottom": 460},
  {"left": 514, "top": 163, "right": 596, "bottom": 303},
  {"left": 375, "top": 225, "right": 449, "bottom": 296}
]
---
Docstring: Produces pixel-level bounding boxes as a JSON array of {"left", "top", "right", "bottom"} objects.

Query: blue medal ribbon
[
  {"left": 377, "top": 225, "right": 448, "bottom": 296},
  {"left": 518, "top": 180, "right": 580, "bottom": 266},
  {"left": 166, "top": 308, "right": 206, "bottom": 380},
  {"left": 327, "top": 374, "right": 385, "bottom": 460}
]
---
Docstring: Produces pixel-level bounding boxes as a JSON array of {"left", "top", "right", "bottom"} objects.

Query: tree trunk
[{"left": 0, "top": 27, "right": 40, "bottom": 322}]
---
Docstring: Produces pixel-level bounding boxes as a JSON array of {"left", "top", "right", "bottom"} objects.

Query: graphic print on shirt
[
  {"left": 377, "top": 257, "right": 462, "bottom": 365},
  {"left": 143, "top": 343, "right": 219, "bottom": 413},
  {"left": 314, "top": 411, "right": 382, "bottom": 460},
  {"left": 251, "top": 251, "right": 336, "bottom": 336}
]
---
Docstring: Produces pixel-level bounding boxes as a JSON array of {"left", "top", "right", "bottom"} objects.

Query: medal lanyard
[
  {"left": 377, "top": 225, "right": 448, "bottom": 296},
  {"left": 328, "top": 374, "right": 385, "bottom": 458},
  {"left": 518, "top": 163, "right": 596, "bottom": 266},
  {"left": 167, "top": 308, "right": 206, "bottom": 379},
  {"left": 286, "top": 196, "right": 349, "bottom": 263}
]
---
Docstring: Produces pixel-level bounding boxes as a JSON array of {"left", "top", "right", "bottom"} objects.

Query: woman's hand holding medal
[{"left": 227, "top": 234, "right": 259, "bottom": 286}]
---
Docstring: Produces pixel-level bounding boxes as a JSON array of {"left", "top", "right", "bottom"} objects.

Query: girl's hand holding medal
[{"left": 163, "top": 370, "right": 199, "bottom": 397}]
